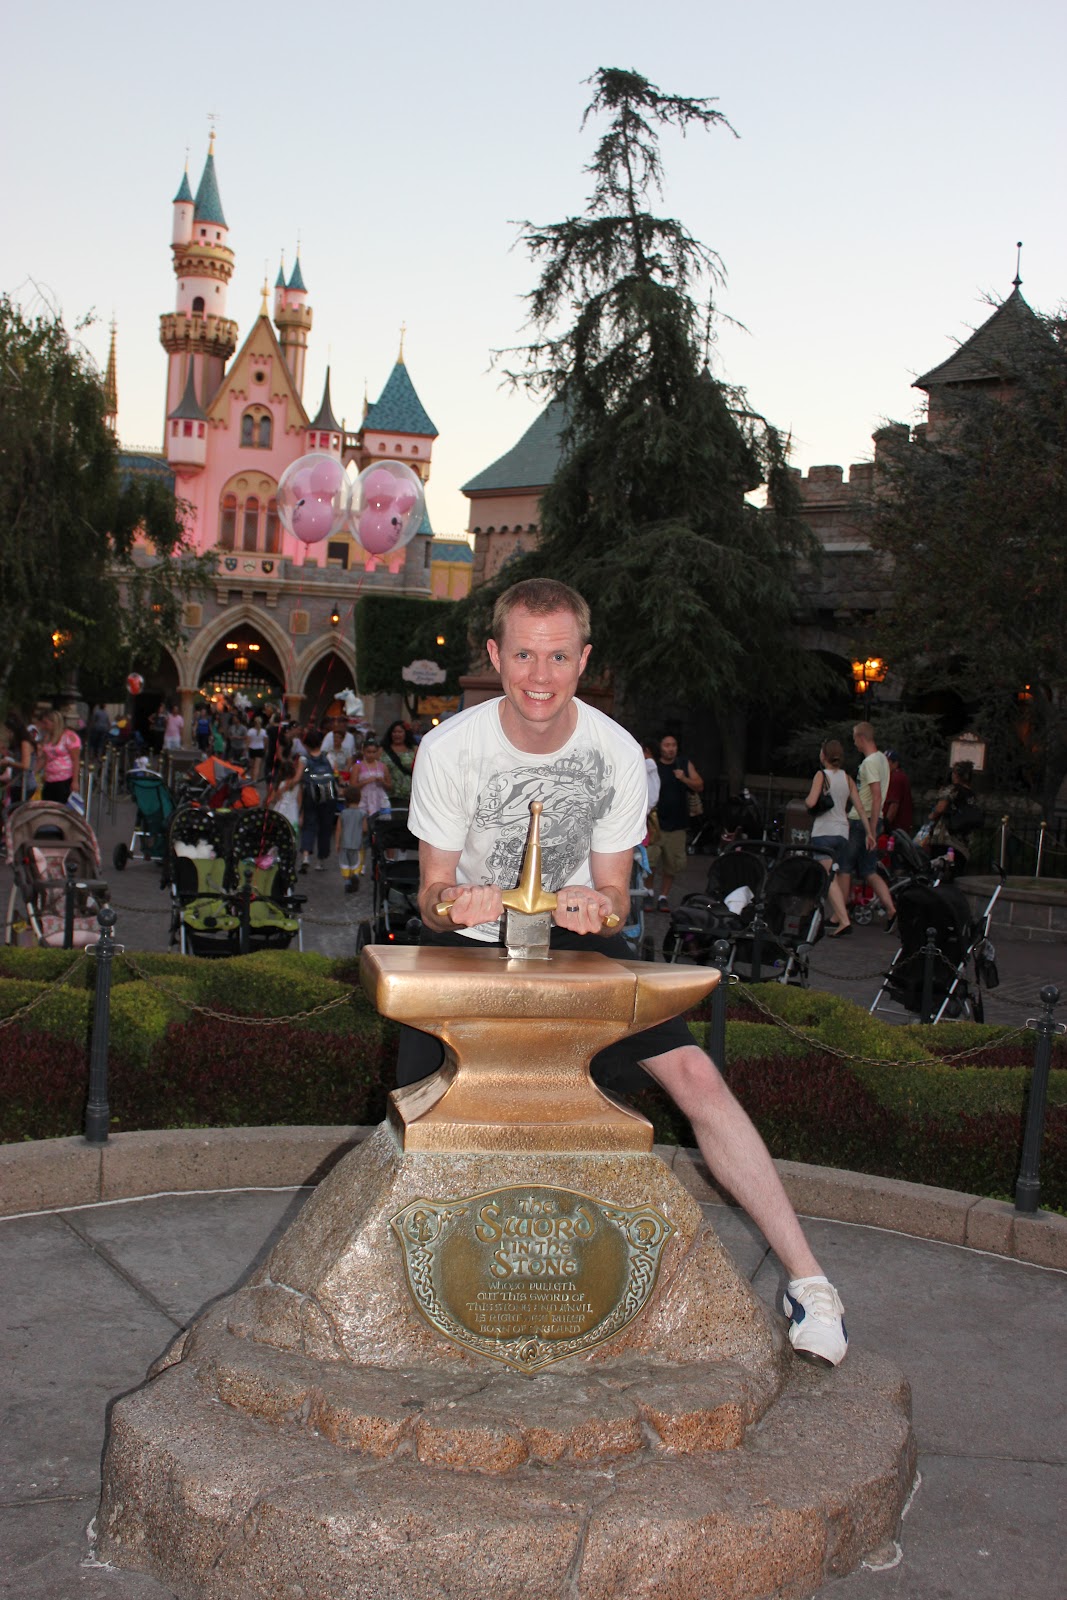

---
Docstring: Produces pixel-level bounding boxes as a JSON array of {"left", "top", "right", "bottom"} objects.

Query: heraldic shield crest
[{"left": 391, "top": 1185, "right": 674, "bottom": 1372}]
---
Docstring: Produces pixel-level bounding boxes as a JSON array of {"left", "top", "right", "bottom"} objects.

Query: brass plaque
[{"left": 391, "top": 1186, "right": 674, "bottom": 1372}]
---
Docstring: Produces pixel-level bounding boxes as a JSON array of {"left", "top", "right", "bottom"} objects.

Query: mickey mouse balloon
[
  {"left": 277, "top": 452, "right": 351, "bottom": 546},
  {"left": 349, "top": 461, "right": 425, "bottom": 571}
]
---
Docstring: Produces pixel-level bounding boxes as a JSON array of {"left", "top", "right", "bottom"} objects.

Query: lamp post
[{"left": 851, "top": 655, "right": 888, "bottom": 701}]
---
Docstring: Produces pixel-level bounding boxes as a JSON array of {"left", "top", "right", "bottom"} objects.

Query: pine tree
[{"left": 483, "top": 68, "right": 820, "bottom": 778}]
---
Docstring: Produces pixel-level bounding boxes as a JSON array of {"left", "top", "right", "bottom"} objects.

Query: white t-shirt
[
  {"left": 322, "top": 730, "right": 356, "bottom": 771},
  {"left": 810, "top": 767, "right": 850, "bottom": 840},
  {"left": 409, "top": 697, "right": 648, "bottom": 942}
]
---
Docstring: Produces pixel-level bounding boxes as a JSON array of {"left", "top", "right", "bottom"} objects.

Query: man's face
[
  {"left": 487, "top": 606, "right": 591, "bottom": 750},
  {"left": 660, "top": 736, "right": 679, "bottom": 764}
]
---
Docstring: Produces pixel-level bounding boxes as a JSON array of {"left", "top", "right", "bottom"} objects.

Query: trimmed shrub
[{"left": 0, "top": 1026, "right": 89, "bottom": 1141}]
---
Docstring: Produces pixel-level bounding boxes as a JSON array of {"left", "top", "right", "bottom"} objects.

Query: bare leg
[
  {"left": 641, "top": 1044, "right": 822, "bottom": 1280},
  {"left": 867, "top": 871, "right": 895, "bottom": 918}
]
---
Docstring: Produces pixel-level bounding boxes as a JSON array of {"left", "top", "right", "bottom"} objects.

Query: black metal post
[
  {"left": 750, "top": 907, "right": 767, "bottom": 984},
  {"left": 709, "top": 938, "right": 732, "bottom": 1069},
  {"left": 63, "top": 863, "right": 77, "bottom": 950},
  {"left": 1015, "top": 985, "right": 1063, "bottom": 1214},
  {"left": 85, "top": 903, "right": 122, "bottom": 1145},
  {"left": 919, "top": 925, "right": 939, "bottom": 1024}
]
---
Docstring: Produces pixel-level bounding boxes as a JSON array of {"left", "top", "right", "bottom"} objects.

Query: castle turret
[
  {"left": 165, "top": 363, "right": 208, "bottom": 469},
  {"left": 159, "top": 133, "right": 238, "bottom": 436},
  {"left": 274, "top": 252, "right": 312, "bottom": 399},
  {"left": 307, "top": 366, "right": 342, "bottom": 453},
  {"left": 357, "top": 334, "right": 438, "bottom": 484}
]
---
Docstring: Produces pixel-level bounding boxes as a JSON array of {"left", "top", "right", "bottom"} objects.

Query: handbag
[
  {"left": 807, "top": 777, "right": 834, "bottom": 818},
  {"left": 687, "top": 789, "right": 704, "bottom": 819}
]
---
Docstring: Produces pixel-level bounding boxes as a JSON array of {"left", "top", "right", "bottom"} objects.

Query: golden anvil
[{"left": 362, "top": 801, "right": 718, "bottom": 1154}]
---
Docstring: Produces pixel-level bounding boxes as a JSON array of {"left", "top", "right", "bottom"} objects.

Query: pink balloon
[
  {"left": 292, "top": 495, "right": 338, "bottom": 545},
  {"left": 358, "top": 508, "right": 402, "bottom": 554},
  {"left": 392, "top": 481, "right": 419, "bottom": 516},
  {"left": 362, "top": 466, "right": 397, "bottom": 511},
  {"left": 309, "top": 456, "right": 345, "bottom": 494}
]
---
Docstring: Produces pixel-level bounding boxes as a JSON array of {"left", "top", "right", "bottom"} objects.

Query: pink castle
[{"left": 130, "top": 135, "right": 469, "bottom": 729}]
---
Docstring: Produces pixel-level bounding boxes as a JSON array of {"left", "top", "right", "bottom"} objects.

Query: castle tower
[
  {"left": 273, "top": 251, "right": 313, "bottom": 399},
  {"left": 356, "top": 333, "right": 438, "bottom": 484},
  {"left": 306, "top": 365, "right": 342, "bottom": 454},
  {"left": 160, "top": 134, "right": 238, "bottom": 454},
  {"left": 103, "top": 318, "right": 118, "bottom": 434}
]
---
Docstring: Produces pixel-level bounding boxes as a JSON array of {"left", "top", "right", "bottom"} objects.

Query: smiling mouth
[{"left": 523, "top": 691, "right": 553, "bottom": 702}]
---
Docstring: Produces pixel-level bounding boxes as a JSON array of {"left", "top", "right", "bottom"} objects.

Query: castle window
[
  {"left": 183, "top": 421, "right": 193, "bottom": 437},
  {"left": 241, "top": 406, "right": 272, "bottom": 449},
  {"left": 264, "top": 500, "right": 280, "bottom": 554},
  {"left": 219, "top": 493, "right": 237, "bottom": 550},
  {"left": 327, "top": 541, "right": 349, "bottom": 570},
  {"left": 242, "top": 496, "right": 260, "bottom": 551},
  {"left": 411, "top": 445, "right": 419, "bottom": 455},
  {"left": 395, "top": 444, "right": 403, "bottom": 453},
  {"left": 192, "top": 295, "right": 205, "bottom": 313}
]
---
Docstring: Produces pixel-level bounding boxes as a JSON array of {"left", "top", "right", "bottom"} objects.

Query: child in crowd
[
  {"left": 353, "top": 738, "right": 391, "bottom": 821},
  {"left": 335, "top": 783, "right": 364, "bottom": 892},
  {"left": 267, "top": 757, "right": 301, "bottom": 837}
]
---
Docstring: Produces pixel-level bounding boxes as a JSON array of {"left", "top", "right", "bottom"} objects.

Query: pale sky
[{"left": 3, "top": 0, "right": 1063, "bottom": 538}]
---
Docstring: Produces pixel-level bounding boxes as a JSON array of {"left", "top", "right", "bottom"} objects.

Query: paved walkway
[{"left": 1, "top": 1183, "right": 1062, "bottom": 1598}]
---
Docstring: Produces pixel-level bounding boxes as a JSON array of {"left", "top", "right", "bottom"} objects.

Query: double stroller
[
  {"left": 355, "top": 808, "right": 421, "bottom": 952},
  {"left": 168, "top": 802, "right": 304, "bottom": 956},
  {"left": 113, "top": 768, "right": 176, "bottom": 872},
  {"left": 870, "top": 830, "right": 1001, "bottom": 1022},
  {"left": 4, "top": 800, "right": 107, "bottom": 948},
  {"left": 663, "top": 840, "right": 831, "bottom": 985}
]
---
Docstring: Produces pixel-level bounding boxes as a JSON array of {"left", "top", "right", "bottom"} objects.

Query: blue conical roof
[
  {"left": 193, "top": 148, "right": 227, "bottom": 227},
  {"left": 288, "top": 255, "right": 307, "bottom": 293},
  {"left": 274, "top": 259, "right": 286, "bottom": 289},
  {"left": 309, "top": 367, "right": 341, "bottom": 432},
  {"left": 362, "top": 361, "right": 437, "bottom": 437},
  {"left": 173, "top": 167, "right": 193, "bottom": 205}
]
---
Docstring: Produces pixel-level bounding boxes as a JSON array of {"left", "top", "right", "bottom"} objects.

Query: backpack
[{"left": 303, "top": 760, "right": 337, "bottom": 806}]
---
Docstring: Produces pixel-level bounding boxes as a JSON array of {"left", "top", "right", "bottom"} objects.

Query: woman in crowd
[
  {"left": 804, "top": 738, "right": 871, "bottom": 938},
  {"left": 924, "top": 760, "right": 981, "bottom": 870},
  {"left": 1, "top": 711, "right": 35, "bottom": 813},
  {"left": 246, "top": 716, "right": 267, "bottom": 783},
  {"left": 382, "top": 720, "right": 416, "bottom": 806},
  {"left": 37, "top": 710, "right": 82, "bottom": 804},
  {"left": 267, "top": 756, "right": 302, "bottom": 838}
]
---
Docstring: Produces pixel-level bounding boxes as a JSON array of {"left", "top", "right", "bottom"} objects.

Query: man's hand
[
  {"left": 553, "top": 884, "right": 621, "bottom": 935},
  {"left": 425, "top": 882, "right": 503, "bottom": 932}
]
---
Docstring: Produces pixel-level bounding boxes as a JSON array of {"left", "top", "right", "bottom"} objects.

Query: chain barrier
[
  {"left": 118, "top": 950, "right": 354, "bottom": 1027},
  {"left": 104, "top": 897, "right": 363, "bottom": 929},
  {"left": 0, "top": 952, "right": 89, "bottom": 1031},
  {"left": 730, "top": 981, "right": 1031, "bottom": 1069}
]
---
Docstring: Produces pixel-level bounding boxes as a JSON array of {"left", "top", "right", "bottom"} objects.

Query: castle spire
[
  {"left": 103, "top": 318, "right": 118, "bottom": 433},
  {"left": 1013, "top": 239, "right": 1023, "bottom": 291},
  {"left": 397, "top": 322, "right": 406, "bottom": 364}
]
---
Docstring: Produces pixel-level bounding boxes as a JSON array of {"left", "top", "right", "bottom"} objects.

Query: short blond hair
[
  {"left": 491, "top": 579, "right": 591, "bottom": 645},
  {"left": 853, "top": 721, "right": 875, "bottom": 743}
]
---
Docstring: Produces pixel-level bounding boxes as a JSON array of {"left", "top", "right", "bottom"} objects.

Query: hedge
[{"left": 1, "top": 954, "right": 1064, "bottom": 1209}]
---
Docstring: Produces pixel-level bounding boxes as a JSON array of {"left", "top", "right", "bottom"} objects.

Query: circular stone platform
[{"left": 97, "top": 1129, "right": 915, "bottom": 1599}]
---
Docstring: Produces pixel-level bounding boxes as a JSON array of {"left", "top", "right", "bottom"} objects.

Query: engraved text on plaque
[{"left": 391, "top": 1185, "right": 674, "bottom": 1372}]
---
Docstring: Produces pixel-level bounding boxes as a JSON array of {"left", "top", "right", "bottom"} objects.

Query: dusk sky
[{"left": 3, "top": 0, "right": 1063, "bottom": 537}]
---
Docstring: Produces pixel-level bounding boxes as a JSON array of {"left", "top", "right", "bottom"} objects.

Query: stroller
[
  {"left": 167, "top": 802, "right": 241, "bottom": 956},
  {"left": 728, "top": 846, "right": 831, "bottom": 985},
  {"left": 114, "top": 769, "right": 176, "bottom": 871},
  {"left": 355, "top": 808, "right": 421, "bottom": 953},
  {"left": 870, "top": 874, "right": 1001, "bottom": 1023},
  {"left": 228, "top": 808, "right": 305, "bottom": 953},
  {"left": 663, "top": 844, "right": 770, "bottom": 966},
  {"left": 178, "top": 755, "right": 259, "bottom": 811},
  {"left": 4, "top": 800, "right": 107, "bottom": 948},
  {"left": 622, "top": 842, "right": 654, "bottom": 957}
]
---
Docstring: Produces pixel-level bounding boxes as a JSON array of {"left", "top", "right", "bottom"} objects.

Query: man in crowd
[
  {"left": 837, "top": 721, "right": 896, "bottom": 928},
  {"left": 647, "top": 733, "right": 703, "bottom": 911},
  {"left": 883, "top": 750, "right": 914, "bottom": 834},
  {"left": 399, "top": 577, "right": 848, "bottom": 1367}
]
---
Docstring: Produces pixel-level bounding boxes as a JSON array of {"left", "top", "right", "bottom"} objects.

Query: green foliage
[
  {"left": 868, "top": 308, "right": 1067, "bottom": 809},
  {"left": 489, "top": 68, "right": 822, "bottom": 765},
  {"left": 354, "top": 594, "right": 468, "bottom": 712},
  {"left": 0, "top": 293, "right": 212, "bottom": 711},
  {"left": 778, "top": 711, "right": 949, "bottom": 790}
]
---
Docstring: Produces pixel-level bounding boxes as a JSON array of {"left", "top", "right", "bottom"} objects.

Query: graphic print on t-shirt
[{"left": 473, "top": 748, "right": 617, "bottom": 891}]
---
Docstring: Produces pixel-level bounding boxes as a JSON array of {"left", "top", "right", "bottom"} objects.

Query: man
[
  {"left": 837, "top": 721, "right": 895, "bottom": 927},
  {"left": 401, "top": 578, "right": 847, "bottom": 1366},
  {"left": 883, "top": 750, "right": 914, "bottom": 834},
  {"left": 322, "top": 714, "right": 357, "bottom": 775},
  {"left": 647, "top": 733, "right": 703, "bottom": 911}
]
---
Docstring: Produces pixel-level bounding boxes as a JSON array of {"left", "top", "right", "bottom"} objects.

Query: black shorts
[{"left": 395, "top": 924, "right": 697, "bottom": 1093}]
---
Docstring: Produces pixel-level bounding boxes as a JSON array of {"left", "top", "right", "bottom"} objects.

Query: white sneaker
[{"left": 783, "top": 1276, "right": 848, "bottom": 1366}]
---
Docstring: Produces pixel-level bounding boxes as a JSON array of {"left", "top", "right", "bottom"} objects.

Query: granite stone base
[{"left": 98, "top": 1127, "right": 916, "bottom": 1599}]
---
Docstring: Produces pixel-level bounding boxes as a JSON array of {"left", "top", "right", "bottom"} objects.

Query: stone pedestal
[{"left": 98, "top": 944, "right": 915, "bottom": 1599}]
